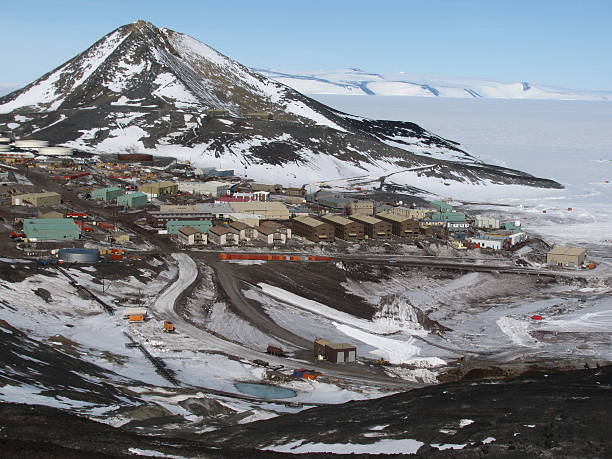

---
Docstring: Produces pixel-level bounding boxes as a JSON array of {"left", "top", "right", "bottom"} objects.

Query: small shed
[{"left": 314, "top": 338, "right": 356, "bottom": 364}]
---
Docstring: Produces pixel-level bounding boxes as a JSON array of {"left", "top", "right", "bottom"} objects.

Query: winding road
[{"left": 149, "top": 253, "right": 414, "bottom": 389}]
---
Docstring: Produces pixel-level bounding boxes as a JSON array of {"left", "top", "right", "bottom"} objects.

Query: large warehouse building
[
  {"left": 12, "top": 192, "right": 61, "bottom": 207},
  {"left": 230, "top": 201, "right": 290, "bottom": 220},
  {"left": 23, "top": 218, "right": 81, "bottom": 241},
  {"left": 116, "top": 192, "right": 148, "bottom": 208},
  {"left": 91, "top": 186, "right": 124, "bottom": 201},
  {"left": 177, "top": 180, "right": 231, "bottom": 197},
  {"left": 139, "top": 181, "right": 178, "bottom": 198},
  {"left": 547, "top": 246, "right": 587, "bottom": 267}
]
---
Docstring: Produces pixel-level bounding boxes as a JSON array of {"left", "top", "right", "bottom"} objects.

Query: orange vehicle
[
  {"left": 163, "top": 320, "right": 175, "bottom": 332},
  {"left": 129, "top": 314, "right": 144, "bottom": 323}
]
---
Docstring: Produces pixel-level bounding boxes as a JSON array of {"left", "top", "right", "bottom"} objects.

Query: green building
[
  {"left": 502, "top": 221, "right": 522, "bottom": 231},
  {"left": 431, "top": 212, "right": 466, "bottom": 222},
  {"left": 23, "top": 218, "right": 81, "bottom": 241},
  {"left": 430, "top": 200, "right": 454, "bottom": 213},
  {"left": 91, "top": 186, "right": 124, "bottom": 201},
  {"left": 166, "top": 220, "right": 213, "bottom": 235},
  {"left": 116, "top": 192, "right": 148, "bottom": 208}
]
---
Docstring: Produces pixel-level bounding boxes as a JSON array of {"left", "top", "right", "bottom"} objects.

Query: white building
[
  {"left": 228, "top": 221, "right": 258, "bottom": 241},
  {"left": 177, "top": 181, "right": 231, "bottom": 197},
  {"left": 177, "top": 226, "right": 207, "bottom": 246},
  {"left": 208, "top": 226, "right": 239, "bottom": 245},
  {"left": 474, "top": 215, "right": 501, "bottom": 229},
  {"left": 446, "top": 221, "right": 470, "bottom": 232},
  {"left": 469, "top": 231, "right": 527, "bottom": 250},
  {"left": 258, "top": 224, "right": 287, "bottom": 245}
]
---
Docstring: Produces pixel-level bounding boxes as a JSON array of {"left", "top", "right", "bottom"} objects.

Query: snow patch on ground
[{"left": 263, "top": 438, "right": 425, "bottom": 454}]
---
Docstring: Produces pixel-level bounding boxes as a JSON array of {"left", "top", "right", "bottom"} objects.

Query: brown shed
[
  {"left": 320, "top": 214, "right": 365, "bottom": 240},
  {"left": 314, "top": 338, "right": 356, "bottom": 363}
]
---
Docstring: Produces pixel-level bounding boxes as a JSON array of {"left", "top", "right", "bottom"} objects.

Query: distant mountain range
[
  {"left": 0, "top": 21, "right": 561, "bottom": 193},
  {"left": 256, "top": 68, "right": 612, "bottom": 101}
]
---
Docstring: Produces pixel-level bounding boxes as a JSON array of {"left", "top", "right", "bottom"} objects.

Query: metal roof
[
  {"left": 209, "top": 225, "right": 231, "bottom": 235},
  {"left": 15, "top": 192, "right": 60, "bottom": 199},
  {"left": 178, "top": 226, "right": 202, "bottom": 236},
  {"left": 321, "top": 214, "right": 354, "bottom": 225},
  {"left": 376, "top": 211, "right": 411, "bottom": 222},
  {"left": 549, "top": 246, "right": 586, "bottom": 256},
  {"left": 228, "top": 221, "right": 249, "bottom": 230},
  {"left": 293, "top": 215, "right": 326, "bottom": 227},
  {"left": 349, "top": 214, "right": 382, "bottom": 225}
]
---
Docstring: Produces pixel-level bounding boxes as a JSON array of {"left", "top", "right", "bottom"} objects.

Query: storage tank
[
  {"left": 37, "top": 146, "right": 73, "bottom": 156},
  {"left": 58, "top": 248, "right": 100, "bottom": 263},
  {"left": 14, "top": 139, "right": 49, "bottom": 150}
]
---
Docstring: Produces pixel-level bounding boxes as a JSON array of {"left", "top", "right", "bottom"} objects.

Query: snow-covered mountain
[
  {"left": 256, "top": 68, "right": 612, "bottom": 101},
  {"left": 0, "top": 21, "right": 561, "bottom": 192}
]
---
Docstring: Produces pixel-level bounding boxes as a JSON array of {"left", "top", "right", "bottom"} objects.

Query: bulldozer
[
  {"left": 163, "top": 320, "right": 175, "bottom": 333},
  {"left": 373, "top": 358, "right": 391, "bottom": 366}
]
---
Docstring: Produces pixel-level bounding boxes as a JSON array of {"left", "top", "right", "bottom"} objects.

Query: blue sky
[{"left": 1, "top": 0, "right": 611, "bottom": 90}]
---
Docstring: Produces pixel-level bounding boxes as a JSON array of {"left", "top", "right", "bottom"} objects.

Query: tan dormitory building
[
  {"left": 292, "top": 216, "right": 335, "bottom": 242},
  {"left": 546, "top": 246, "right": 587, "bottom": 267},
  {"left": 139, "top": 181, "right": 179, "bottom": 197},
  {"left": 12, "top": 192, "right": 61, "bottom": 207},
  {"left": 377, "top": 212, "right": 420, "bottom": 236},
  {"left": 258, "top": 221, "right": 290, "bottom": 244},
  {"left": 177, "top": 226, "right": 207, "bottom": 246},
  {"left": 228, "top": 221, "right": 259, "bottom": 241},
  {"left": 320, "top": 214, "right": 365, "bottom": 240},
  {"left": 388, "top": 206, "right": 432, "bottom": 220},
  {"left": 349, "top": 214, "right": 392, "bottom": 239},
  {"left": 230, "top": 201, "right": 290, "bottom": 220}
]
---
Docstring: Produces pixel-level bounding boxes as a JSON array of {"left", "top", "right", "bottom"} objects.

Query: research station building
[
  {"left": 349, "top": 214, "right": 392, "bottom": 239},
  {"left": 12, "top": 192, "right": 61, "bottom": 207},
  {"left": 314, "top": 338, "right": 356, "bottom": 363},
  {"left": 23, "top": 218, "right": 81, "bottom": 241},
  {"left": 547, "top": 246, "right": 587, "bottom": 267},
  {"left": 320, "top": 214, "right": 365, "bottom": 240},
  {"left": 292, "top": 216, "right": 335, "bottom": 242},
  {"left": 376, "top": 212, "right": 420, "bottom": 236}
]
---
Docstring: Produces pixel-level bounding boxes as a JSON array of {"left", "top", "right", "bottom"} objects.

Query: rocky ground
[{"left": 0, "top": 365, "right": 609, "bottom": 458}]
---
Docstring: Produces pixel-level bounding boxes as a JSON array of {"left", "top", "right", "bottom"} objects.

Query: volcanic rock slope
[{"left": 0, "top": 20, "right": 560, "bottom": 189}]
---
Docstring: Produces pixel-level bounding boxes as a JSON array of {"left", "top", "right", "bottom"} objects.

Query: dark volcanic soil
[
  {"left": 229, "top": 261, "right": 382, "bottom": 319},
  {"left": 0, "top": 366, "right": 609, "bottom": 458},
  {"left": 203, "top": 365, "right": 612, "bottom": 458}
]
